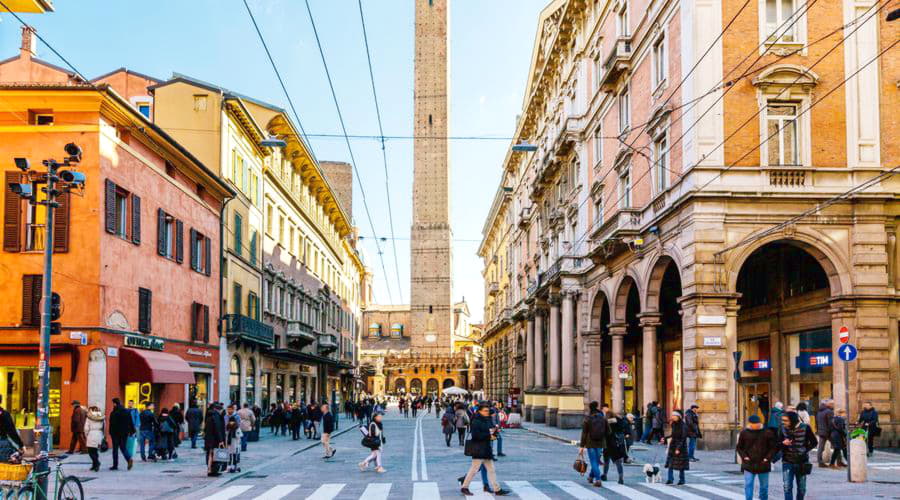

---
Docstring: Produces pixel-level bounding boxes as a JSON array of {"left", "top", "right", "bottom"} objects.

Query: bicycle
[{"left": 14, "top": 453, "right": 83, "bottom": 500}]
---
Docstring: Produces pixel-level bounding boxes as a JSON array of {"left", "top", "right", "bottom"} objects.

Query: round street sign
[
  {"left": 838, "top": 344, "right": 858, "bottom": 362},
  {"left": 618, "top": 363, "right": 629, "bottom": 374},
  {"left": 838, "top": 326, "right": 849, "bottom": 344}
]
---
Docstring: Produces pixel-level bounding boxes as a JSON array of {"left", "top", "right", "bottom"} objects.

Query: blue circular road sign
[{"left": 838, "top": 344, "right": 858, "bottom": 362}]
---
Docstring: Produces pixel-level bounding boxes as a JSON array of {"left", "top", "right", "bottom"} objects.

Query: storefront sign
[
  {"left": 703, "top": 336, "right": 723, "bottom": 347},
  {"left": 698, "top": 315, "right": 726, "bottom": 325},
  {"left": 796, "top": 353, "right": 832, "bottom": 368},
  {"left": 742, "top": 359, "right": 770, "bottom": 371},
  {"left": 186, "top": 348, "right": 212, "bottom": 358},
  {"left": 124, "top": 335, "right": 165, "bottom": 351}
]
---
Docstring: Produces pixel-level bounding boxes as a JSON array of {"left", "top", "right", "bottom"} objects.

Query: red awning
[{"left": 120, "top": 347, "right": 195, "bottom": 384}]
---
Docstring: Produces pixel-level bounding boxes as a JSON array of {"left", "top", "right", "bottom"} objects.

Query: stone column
[
  {"left": 584, "top": 329, "right": 603, "bottom": 404},
  {"left": 639, "top": 313, "right": 661, "bottom": 411},
  {"left": 532, "top": 308, "right": 547, "bottom": 423},
  {"left": 609, "top": 323, "right": 627, "bottom": 415},
  {"left": 561, "top": 291, "right": 576, "bottom": 388},
  {"left": 524, "top": 315, "right": 535, "bottom": 421},
  {"left": 549, "top": 294, "right": 562, "bottom": 390},
  {"left": 725, "top": 304, "right": 740, "bottom": 428}
]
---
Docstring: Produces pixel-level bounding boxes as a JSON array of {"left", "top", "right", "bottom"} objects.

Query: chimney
[{"left": 20, "top": 26, "right": 37, "bottom": 59}]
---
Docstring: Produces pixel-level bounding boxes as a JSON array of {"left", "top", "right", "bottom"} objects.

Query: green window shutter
[
  {"left": 234, "top": 213, "right": 243, "bottom": 257},
  {"left": 250, "top": 231, "right": 257, "bottom": 266},
  {"left": 233, "top": 282, "right": 242, "bottom": 315}
]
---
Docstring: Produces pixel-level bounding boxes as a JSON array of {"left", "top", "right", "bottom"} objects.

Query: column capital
[
  {"left": 560, "top": 288, "right": 579, "bottom": 300},
  {"left": 548, "top": 293, "right": 561, "bottom": 307},
  {"left": 608, "top": 323, "right": 627, "bottom": 336},
  {"left": 582, "top": 328, "right": 603, "bottom": 338},
  {"left": 637, "top": 312, "right": 662, "bottom": 327}
]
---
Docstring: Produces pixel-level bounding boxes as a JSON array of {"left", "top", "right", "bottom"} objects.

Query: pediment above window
[{"left": 752, "top": 64, "right": 819, "bottom": 94}]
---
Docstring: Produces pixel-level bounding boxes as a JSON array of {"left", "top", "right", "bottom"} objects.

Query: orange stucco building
[{"left": 0, "top": 29, "right": 233, "bottom": 448}]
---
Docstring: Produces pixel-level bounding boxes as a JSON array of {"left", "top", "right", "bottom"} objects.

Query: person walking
[
  {"left": 125, "top": 400, "right": 140, "bottom": 458},
  {"left": 736, "top": 414, "right": 778, "bottom": 500},
  {"left": 67, "top": 400, "right": 88, "bottom": 455},
  {"left": 108, "top": 398, "right": 135, "bottom": 471},
  {"left": 685, "top": 404, "right": 702, "bottom": 462},
  {"left": 237, "top": 403, "right": 255, "bottom": 452},
  {"left": 138, "top": 403, "right": 158, "bottom": 461},
  {"left": 665, "top": 410, "right": 689, "bottom": 485},
  {"left": 171, "top": 403, "right": 184, "bottom": 448},
  {"left": 602, "top": 412, "right": 627, "bottom": 485},
  {"left": 857, "top": 401, "right": 879, "bottom": 457},
  {"left": 185, "top": 403, "right": 203, "bottom": 449},
  {"left": 758, "top": 393, "right": 770, "bottom": 426},
  {"left": 359, "top": 412, "right": 386, "bottom": 473},
  {"left": 459, "top": 403, "right": 510, "bottom": 496},
  {"left": 623, "top": 413, "right": 636, "bottom": 462},
  {"left": 796, "top": 402, "right": 811, "bottom": 426},
  {"left": 651, "top": 404, "right": 666, "bottom": 444},
  {"left": 579, "top": 401, "right": 607, "bottom": 487},
  {"left": 442, "top": 405, "right": 456, "bottom": 446},
  {"left": 455, "top": 403, "right": 470, "bottom": 446},
  {"left": 321, "top": 404, "right": 336, "bottom": 459},
  {"left": 204, "top": 403, "right": 227, "bottom": 477},
  {"left": 767, "top": 402, "right": 784, "bottom": 432},
  {"left": 225, "top": 408, "right": 242, "bottom": 473},
  {"left": 156, "top": 407, "right": 178, "bottom": 460},
  {"left": 492, "top": 402, "right": 507, "bottom": 457},
  {"left": 84, "top": 405, "right": 105, "bottom": 472},
  {"left": 778, "top": 411, "right": 817, "bottom": 500},
  {"left": 828, "top": 408, "right": 848, "bottom": 468},
  {"left": 290, "top": 404, "right": 303, "bottom": 441},
  {"left": 309, "top": 403, "right": 322, "bottom": 440},
  {"left": 815, "top": 400, "right": 833, "bottom": 467}
]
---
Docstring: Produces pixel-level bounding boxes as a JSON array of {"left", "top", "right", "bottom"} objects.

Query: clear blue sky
[{"left": 0, "top": 0, "right": 548, "bottom": 320}]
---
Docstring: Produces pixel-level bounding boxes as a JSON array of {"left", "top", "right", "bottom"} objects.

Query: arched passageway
[
  {"left": 410, "top": 378, "right": 423, "bottom": 395},
  {"left": 394, "top": 378, "right": 406, "bottom": 394},
  {"left": 426, "top": 378, "right": 439, "bottom": 395}
]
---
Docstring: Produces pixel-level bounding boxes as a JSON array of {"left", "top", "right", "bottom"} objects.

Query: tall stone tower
[{"left": 411, "top": 0, "right": 452, "bottom": 352}]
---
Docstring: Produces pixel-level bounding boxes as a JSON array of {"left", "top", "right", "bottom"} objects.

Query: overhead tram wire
[
  {"left": 357, "top": 0, "right": 404, "bottom": 304},
  {"left": 302, "top": 0, "right": 394, "bottom": 304}
]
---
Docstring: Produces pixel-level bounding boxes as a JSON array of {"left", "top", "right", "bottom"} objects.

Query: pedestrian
[
  {"left": 623, "top": 413, "right": 636, "bottom": 461},
  {"left": 579, "top": 401, "right": 607, "bottom": 488},
  {"left": 84, "top": 405, "right": 105, "bottom": 472},
  {"left": 108, "top": 398, "right": 135, "bottom": 471},
  {"left": 125, "top": 400, "right": 140, "bottom": 458},
  {"left": 204, "top": 403, "right": 226, "bottom": 477},
  {"left": 652, "top": 404, "right": 666, "bottom": 444},
  {"left": 156, "top": 407, "right": 177, "bottom": 460},
  {"left": 815, "top": 399, "right": 834, "bottom": 467},
  {"left": 290, "top": 404, "right": 303, "bottom": 441},
  {"left": 602, "top": 412, "right": 627, "bottom": 485},
  {"left": 442, "top": 405, "right": 456, "bottom": 446},
  {"left": 767, "top": 402, "right": 784, "bottom": 432},
  {"left": 309, "top": 403, "right": 322, "bottom": 439},
  {"left": 281, "top": 402, "right": 291, "bottom": 436},
  {"left": 828, "top": 408, "right": 848, "bottom": 468},
  {"left": 778, "top": 411, "right": 817, "bottom": 500},
  {"left": 138, "top": 402, "right": 158, "bottom": 461},
  {"left": 736, "top": 414, "right": 778, "bottom": 500},
  {"left": 459, "top": 403, "right": 510, "bottom": 496},
  {"left": 642, "top": 402, "right": 656, "bottom": 443},
  {"left": 758, "top": 393, "right": 770, "bottom": 425},
  {"left": 665, "top": 410, "right": 689, "bottom": 485},
  {"left": 0, "top": 396, "right": 23, "bottom": 463},
  {"left": 857, "top": 401, "right": 879, "bottom": 457},
  {"left": 492, "top": 401, "right": 507, "bottom": 457},
  {"left": 455, "top": 403, "right": 470, "bottom": 446},
  {"left": 237, "top": 403, "right": 255, "bottom": 452},
  {"left": 67, "top": 400, "right": 88, "bottom": 454},
  {"left": 685, "top": 404, "right": 702, "bottom": 462},
  {"left": 796, "top": 402, "right": 811, "bottom": 427},
  {"left": 185, "top": 402, "right": 203, "bottom": 449},
  {"left": 171, "top": 403, "right": 185, "bottom": 448},
  {"left": 225, "top": 407, "right": 242, "bottom": 473},
  {"left": 321, "top": 403, "right": 336, "bottom": 459},
  {"left": 358, "top": 412, "right": 386, "bottom": 473},
  {"left": 268, "top": 403, "right": 279, "bottom": 434}
]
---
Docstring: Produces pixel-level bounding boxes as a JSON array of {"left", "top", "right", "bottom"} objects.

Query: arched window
[
  {"left": 245, "top": 358, "right": 256, "bottom": 406},
  {"left": 229, "top": 355, "right": 241, "bottom": 406}
]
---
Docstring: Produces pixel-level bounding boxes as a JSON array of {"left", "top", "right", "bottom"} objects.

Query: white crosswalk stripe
[
  {"left": 470, "top": 481, "right": 495, "bottom": 498},
  {"left": 361, "top": 483, "right": 392, "bottom": 500},
  {"left": 549, "top": 480, "right": 606, "bottom": 499},
  {"left": 201, "top": 485, "right": 254, "bottom": 500},
  {"left": 506, "top": 480, "right": 552, "bottom": 499},
  {"left": 251, "top": 484, "right": 299, "bottom": 500},
  {"left": 305, "top": 483, "right": 345, "bottom": 500},
  {"left": 412, "top": 482, "right": 441, "bottom": 500},
  {"left": 686, "top": 483, "right": 745, "bottom": 500},
  {"left": 599, "top": 482, "right": 658, "bottom": 500},
  {"left": 643, "top": 483, "right": 711, "bottom": 499}
]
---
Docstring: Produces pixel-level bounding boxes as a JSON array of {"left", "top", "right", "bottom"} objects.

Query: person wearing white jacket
[{"left": 84, "top": 406, "right": 105, "bottom": 472}]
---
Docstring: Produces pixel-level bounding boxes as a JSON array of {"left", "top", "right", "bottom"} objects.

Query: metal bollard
[{"left": 849, "top": 437, "right": 867, "bottom": 482}]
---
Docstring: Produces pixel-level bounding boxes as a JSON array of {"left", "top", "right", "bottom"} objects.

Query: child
[{"left": 226, "top": 412, "right": 242, "bottom": 473}]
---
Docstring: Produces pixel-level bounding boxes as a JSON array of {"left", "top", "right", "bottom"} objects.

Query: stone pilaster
[
  {"left": 531, "top": 307, "right": 547, "bottom": 423},
  {"left": 609, "top": 323, "right": 626, "bottom": 415},
  {"left": 638, "top": 313, "right": 661, "bottom": 411}
]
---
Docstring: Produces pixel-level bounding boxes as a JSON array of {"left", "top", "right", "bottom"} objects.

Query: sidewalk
[{"left": 521, "top": 420, "right": 900, "bottom": 497}]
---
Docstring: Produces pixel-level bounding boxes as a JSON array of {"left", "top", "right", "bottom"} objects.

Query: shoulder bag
[
  {"left": 573, "top": 449, "right": 588, "bottom": 475},
  {"left": 213, "top": 447, "right": 230, "bottom": 464}
]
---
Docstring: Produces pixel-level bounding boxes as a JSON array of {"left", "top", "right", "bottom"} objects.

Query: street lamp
[{"left": 511, "top": 141, "right": 538, "bottom": 152}]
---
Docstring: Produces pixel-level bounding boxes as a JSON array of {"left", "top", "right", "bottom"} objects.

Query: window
[
  {"left": 29, "top": 109, "right": 54, "bottom": 126},
  {"left": 765, "top": 102, "right": 799, "bottom": 165},
  {"left": 233, "top": 282, "right": 243, "bottom": 315},
  {"left": 229, "top": 356, "right": 241, "bottom": 405},
  {"left": 138, "top": 288, "right": 152, "bottom": 333},
  {"left": 616, "top": 2, "right": 629, "bottom": 37},
  {"left": 193, "top": 94, "right": 208, "bottom": 112},
  {"left": 264, "top": 279, "right": 274, "bottom": 312},
  {"left": 278, "top": 214, "right": 285, "bottom": 247},
  {"left": 21, "top": 274, "right": 42, "bottom": 326},
  {"left": 248, "top": 292, "right": 259, "bottom": 320},
  {"left": 104, "top": 179, "right": 140, "bottom": 245},
  {"left": 233, "top": 212, "right": 243, "bottom": 257},
  {"left": 593, "top": 54, "right": 602, "bottom": 91},
  {"left": 190, "top": 229, "right": 212, "bottom": 275},
  {"left": 652, "top": 35, "right": 667, "bottom": 89},
  {"left": 137, "top": 103, "right": 151, "bottom": 118},
  {"left": 653, "top": 132, "right": 669, "bottom": 193},
  {"left": 618, "top": 165, "right": 631, "bottom": 208},
  {"left": 618, "top": 88, "right": 630, "bottom": 133},
  {"left": 241, "top": 157, "right": 249, "bottom": 194},
  {"left": 764, "top": 0, "right": 797, "bottom": 43},
  {"left": 191, "top": 302, "right": 209, "bottom": 342},
  {"left": 249, "top": 230, "right": 258, "bottom": 266},
  {"left": 594, "top": 197, "right": 604, "bottom": 224},
  {"left": 157, "top": 209, "right": 182, "bottom": 262},
  {"left": 266, "top": 204, "right": 273, "bottom": 235},
  {"left": 593, "top": 128, "right": 603, "bottom": 167},
  {"left": 245, "top": 359, "right": 256, "bottom": 406}
]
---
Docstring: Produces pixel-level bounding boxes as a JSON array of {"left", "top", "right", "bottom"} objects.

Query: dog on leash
[{"left": 643, "top": 463, "right": 662, "bottom": 483}]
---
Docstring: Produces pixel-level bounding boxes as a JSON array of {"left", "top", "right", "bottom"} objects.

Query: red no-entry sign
[{"left": 839, "top": 326, "right": 849, "bottom": 344}]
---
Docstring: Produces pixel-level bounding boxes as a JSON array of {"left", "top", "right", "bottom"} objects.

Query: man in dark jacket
[
  {"left": 459, "top": 403, "right": 510, "bottom": 496},
  {"left": 815, "top": 400, "right": 834, "bottom": 467},
  {"left": 204, "top": 403, "right": 226, "bottom": 477},
  {"left": 736, "top": 414, "right": 778, "bottom": 500},
  {"left": 779, "top": 411, "right": 817, "bottom": 500},
  {"left": 858, "top": 401, "right": 879, "bottom": 457},
  {"left": 321, "top": 404, "right": 336, "bottom": 459},
  {"left": 138, "top": 403, "right": 158, "bottom": 461},
  {"left": 685, "top": 404, "right": 702, "bottom": 462},
  {"left": 578, "top": 401, "right": 607, "bottom": 487},
  {"left": 185, "top": 403, "right": 203, "bottom": 449},
  {"left": 108, "top": 398, "right": 135, "bottom": 471},
  {"left": 67, "top": 400, "right": 87, "bottom": 454}
]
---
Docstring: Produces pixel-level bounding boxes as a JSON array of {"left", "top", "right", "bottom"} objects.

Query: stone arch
[
  {"left": 87, "top": 349, "right": 107, "bottom": 411},
  {"left": 410, "top": 378, "right": 423, "bottom": 394},
  {"left": 645, "top": 253, "right": 684, "bottom": 312},
  {"left": 613, "top": 273, "right": 642, "bottom": 323},
  {"left": 589, "top": 289, "right": 612, "bottom": 331},
  {"left": 394, "top": 378, "right": 406, "bottom": 393},
  {"left": 443, "top": 378, "right": 455, "bottom": 389},
  {"left": 426, "top": 378, "right": 439, "bottom": 394},
  {"left": 726, "top": 233, "right": 848, "bottom": 297}
]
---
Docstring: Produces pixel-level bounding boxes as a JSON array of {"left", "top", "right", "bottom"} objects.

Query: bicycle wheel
[
  {"left": 14, "top": 484, "right": 35, "bottom": 500},
  {"left": 57, "top": 476, "right": 83, "bottom": 500}
]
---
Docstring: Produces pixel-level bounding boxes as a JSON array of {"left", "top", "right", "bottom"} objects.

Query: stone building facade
[{"left": 480, "top": 0, "right": 900, "bottom": 448}]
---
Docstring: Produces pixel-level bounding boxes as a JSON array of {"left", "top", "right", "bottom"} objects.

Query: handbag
[
  {"left": 573, "top": 449, "right": 588, "bottom": 475},
  {"left": 799, "top": 462, "right": 813, "bottom": 475},
  {"left": 213, "top": 447, "right": 229, "bottom": 464}
]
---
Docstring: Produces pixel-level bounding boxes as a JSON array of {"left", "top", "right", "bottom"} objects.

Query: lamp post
[{"left": 10, "top": 144, "right": 84, "bottom": 500}]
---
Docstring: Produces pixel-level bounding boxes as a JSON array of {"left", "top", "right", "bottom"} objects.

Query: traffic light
[
  {"left": 50, "top": 322, "right": 61, "bottom": 335},
  {"left": 50, "top": 292, "right": 62, "bottom": 321}
]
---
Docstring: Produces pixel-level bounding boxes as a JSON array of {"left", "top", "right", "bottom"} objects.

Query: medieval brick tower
[{"left": 410, "top": 0, "right": 452, "bottom": 352}]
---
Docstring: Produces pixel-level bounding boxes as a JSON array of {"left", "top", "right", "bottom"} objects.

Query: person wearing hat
[
  {"left": 684, "top": 404, "right": 702, "bottom": 462},
  {"left": 68, "top": 400, "right": 88, "bottom": 454},
  {"left": 665, "top": 409, "right": 689, "bottom": 485},
  {"left": 736, "top": 414, "right": 778, "bottom": 500}
]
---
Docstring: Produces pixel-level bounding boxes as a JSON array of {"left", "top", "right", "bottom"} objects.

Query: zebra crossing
[
  {"left": 195, "top": 479, "right": 742, "bottom": 499},
  {"left": 868, "top": 461, "right": 900, "bottom": 471},
  {"left": 686, "top": 470, "right": 746, "bottom": 487}
]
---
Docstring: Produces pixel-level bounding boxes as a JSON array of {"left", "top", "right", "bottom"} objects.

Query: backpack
[{"left": 589, "top": 414, "right": 607, "bottom": 441}]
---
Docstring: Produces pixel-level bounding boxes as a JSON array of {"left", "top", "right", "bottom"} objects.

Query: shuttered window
[
  {"left": 138, "top": 287, "right": 152, "bottom": 333},
  {"left": 4, "top": 172, "right": 23, "bottom": 252},
  {"left": 249, "top": 230, "right": 257, "bottom": 266},
  {"left": 233, "top": 213, "right": 243, "bottom": 257},
  {"left": 157, "top": 209, "right": 182, "bottom": 262},
  {"left": 21, "top": 274, "right": 42, "bottom": 326},
  {"left": 104, "top": 179, "right": 139, "bottom": 246},
  {"left": 5, "top": 171, "right": 69, "bottom": 253},
  {"left": 233, "top": 282, "right": 243, "bottom": 315},
  {"left": 189, "top": 229, "right": 213, "bottom": 276},
  {"left": 191, "top": 302, "right": 210, "bottom": 343}
]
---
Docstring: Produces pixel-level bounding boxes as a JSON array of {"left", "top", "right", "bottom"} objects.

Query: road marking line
[
  {"left": 506, "top": 480, "right": 551, "bottom": 499},
  {"left": 686, "top": 483, "right": 745, "bottom": 500},
  {"left": 201, "top": 485, "right": 254, "bottom": 500},
  {"left": 411, "top": 415, "right": 420, "bottom": 481},
  {"left": 412, "top": 482, "right": 440, "bottom": 500},
  {"left": 252, "top": 484, "right": 299, "bottom": 500},
  {"left": 643, "top": 483, "right": 710, "bottom": 499},
  {"left": 717, "top": 479, "right": 746, "bottom": 484},
  {"left": 599, "top": 482, "right": 658, "bottom": 500},
  {"left": 361, "top": 483, "right": 392, "bottom": 500},
  {"left": 698, "top": 476, "right": 732, "bottom": 481},
  {"left": 305, "top": 483, "right": 345, "bottom": 500},
  {"left": 549, "top": 480, "right": 606, "bottom": 499},
  {"left": 419, "top": 413, "right": 429, "bottom": 480}
]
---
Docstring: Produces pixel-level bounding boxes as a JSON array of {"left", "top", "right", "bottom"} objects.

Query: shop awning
[{"left": 120, "top": 348, "right": 195, "bottom": 384}]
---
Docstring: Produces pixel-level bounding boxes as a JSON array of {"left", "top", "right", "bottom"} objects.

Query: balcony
[
  {"left": 599, "top": 37, "right": 633, "bottom": 91},
  {"left": 317, "top": 334, "right": 338, "bottom": 354},
  {"left": 518, "top": 206, "right": 532, "bottom": 228},
  {"left": 526, "top": 279, "right": 539, "bottom": 298},
  {"left": 488, "top": 282, "right": 500, "bottom": 296},
  {"left": 286, "top": 320, "right": 316, "bottom": 345},
  {"left": 225, "top": 314, "right": 274, "bottom": 348},
  {"left": 591, "top": 208, "right": 641, "bottom": 245}
]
